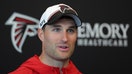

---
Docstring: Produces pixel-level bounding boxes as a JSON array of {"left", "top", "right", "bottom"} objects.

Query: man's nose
[{"left": 61, "top": 31, "right": 68, "bottom": 43}]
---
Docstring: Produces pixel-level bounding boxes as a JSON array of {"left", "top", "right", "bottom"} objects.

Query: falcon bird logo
[
  {"left": 5, "top": 12, "right": 39, "bottom": 53},
  {"left": 59, "top": 4, "right": 69, "bottom": 13}
]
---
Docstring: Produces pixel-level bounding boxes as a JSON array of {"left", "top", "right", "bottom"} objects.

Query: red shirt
[{"left": 9, "top": 55, "right": 82, "bottom": 74}]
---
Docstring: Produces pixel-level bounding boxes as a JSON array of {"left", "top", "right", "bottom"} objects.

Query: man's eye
[
  {"left": 53, "top": 28, "right": 61, "bottom": 32},
  {"left": 67, "top": 29, "right": 75, "bottom": 33}
]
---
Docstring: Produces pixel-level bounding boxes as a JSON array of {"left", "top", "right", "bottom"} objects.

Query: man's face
[{"left": 40, "top": 18, "right": 77, "bottom": 61}]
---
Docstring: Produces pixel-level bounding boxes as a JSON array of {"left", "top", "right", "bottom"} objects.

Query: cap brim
[{"left": 47, "top": 12, "right": 81, "bottom": 26}]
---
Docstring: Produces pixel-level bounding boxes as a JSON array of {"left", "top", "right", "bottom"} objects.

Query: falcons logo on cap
[
  {"left": 59, "top": 4, "right": 77, "bottom": 15},
  {"left": 5, "top": 12, "right": 39, "bottom": 53},
  {"left": 59, "top": 4, "right": 69, "bottom": 13}
]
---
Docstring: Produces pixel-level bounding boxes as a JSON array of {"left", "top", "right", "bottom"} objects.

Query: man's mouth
[{"left": 58, "top": 45, "right": 69, "bottom": 51}]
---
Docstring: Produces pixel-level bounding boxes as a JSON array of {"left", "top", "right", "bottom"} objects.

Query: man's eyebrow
[
  {"left": 50, "top": 24, "right": 77, "bottom": 29},
  {"left": 69, "top": 25, "right": 77, "bottom": 29},
  {"left": 50, "top": 24, "right": 61, "bottom": 27}
]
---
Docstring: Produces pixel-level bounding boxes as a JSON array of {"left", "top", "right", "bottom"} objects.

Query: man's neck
[{"left": 39, "top": 53, "right": 70, "bottom": 69}]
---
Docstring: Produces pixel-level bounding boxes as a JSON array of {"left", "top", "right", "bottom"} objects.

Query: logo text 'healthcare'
[{"left": 77, "top": 23, "right": 129, "bottom": 47}]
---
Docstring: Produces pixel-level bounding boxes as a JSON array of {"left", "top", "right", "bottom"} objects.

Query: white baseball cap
[{"left": 39, "top": 3, "right": 81, "bottom": 29}]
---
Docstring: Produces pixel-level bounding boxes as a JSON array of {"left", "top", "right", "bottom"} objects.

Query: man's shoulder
[
  {"left": 9, "top": 55, "right": 39, "bottom": 74},
  {"left": 9, "top": 66, "right": 33, "bottom": 74},
  {"left": 9, "top": 55, "right": 53, "bottom": 74}
]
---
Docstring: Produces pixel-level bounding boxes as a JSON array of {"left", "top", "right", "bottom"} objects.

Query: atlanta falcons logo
[
  {"left": 59, "top": 4, "right": 69, "bottom": 13},
  {"left": 5, "top": 12, "right": 39, "bottom": 53}
]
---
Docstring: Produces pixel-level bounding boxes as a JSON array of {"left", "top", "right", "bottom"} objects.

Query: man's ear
[{"left": 38, "top": 28, "right": 44, "bottom": 42}]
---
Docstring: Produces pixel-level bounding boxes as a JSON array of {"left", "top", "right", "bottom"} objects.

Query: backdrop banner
[{"left": 0, "top": 0, "right": 131, "bottom": 74}]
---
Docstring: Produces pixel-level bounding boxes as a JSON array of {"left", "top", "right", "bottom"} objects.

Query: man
[{"left": 9, "top": 3, "right": 82, "bottom": 74}]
